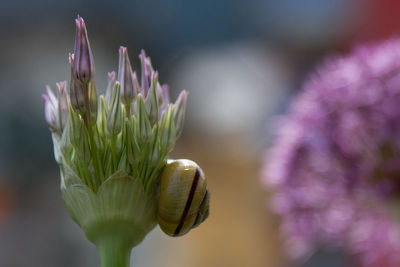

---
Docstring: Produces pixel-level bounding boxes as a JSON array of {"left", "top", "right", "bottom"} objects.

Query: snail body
[{"left": 158, "top": 159, "right": 210, "bottom": 237}]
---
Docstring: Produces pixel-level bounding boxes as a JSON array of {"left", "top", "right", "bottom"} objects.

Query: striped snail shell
[{"left": 158, "top": 159, "right": 210, "bottom": 237}]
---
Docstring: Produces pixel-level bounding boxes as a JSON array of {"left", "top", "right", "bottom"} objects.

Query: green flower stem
[{"left": 96, "top": 234, "right": 132, "bottom": 267}]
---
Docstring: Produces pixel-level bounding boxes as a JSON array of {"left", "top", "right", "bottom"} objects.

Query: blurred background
[{"left": 1, "top": 0, "right": 400, "bottom": 266}]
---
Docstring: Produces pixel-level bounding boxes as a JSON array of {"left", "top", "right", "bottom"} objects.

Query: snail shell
[{"left": 158, "top": 159, "right": 210, "bottom": 237}]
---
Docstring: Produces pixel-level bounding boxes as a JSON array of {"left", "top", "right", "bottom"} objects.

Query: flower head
[
  {"left": 263, "top": 39, "right": 400, "bottom": 266},
  {"left": 43, "top": 16, "right": 187, "bottom": 249}
]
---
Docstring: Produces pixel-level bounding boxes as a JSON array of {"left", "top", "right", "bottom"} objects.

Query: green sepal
[
  {"left": 97, "top": 95, "right": 109, "bottom": 137},
  {"left": 145, "top": 73, "right": 159, "bottom": 124},
  {"left": 159, "top": 106, "right": 176, "bottom": 152},
  {"left": 52, "top": 134, "right": 63, "bottom": 164},
  {"left": 107, "top": 82, "right": 123, "bottom": 136},
  {"left": 136, "top": 95, "right": 152, "bottom": 143},
  {"left": 61, "top": 170, "right": 158, "bottom": 247}
]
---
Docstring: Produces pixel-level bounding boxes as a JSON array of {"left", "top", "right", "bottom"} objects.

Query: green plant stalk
[{"left": 96, "top": 234, "right": 132, "bottom": 267}]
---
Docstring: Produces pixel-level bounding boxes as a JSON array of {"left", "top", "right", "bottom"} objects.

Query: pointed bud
[
  {"left": 124, "top": 117, "right": 140, "bottom": 166},
  {"left": 159, "top": 106, "right": 176, "bottom": 152},
  {"left": 173, "top": 91, "right": 187, "bottom": 138},
  {"left": 145, "top": 72, "right": 159, "bottom": 124},
  {"left": 158, "top": 84, "right": 170, "bottom": 118},
  {"left": 105, "top": 71, "right": 116, "bottom": 106},
  {"left": 43, "top": 86, "right": 59, "bottom": 134},
  {"left": 70, "top": 16, "right": 97, "bottom": 125},
  {"left": 73, "top": 16, "right": 94, "bottom": 84},
  {"left": 136, "top": 95, "right": 152, "bottom": 142},
  {"left": 69, "top": 53, "right": 86, "bottom": 114},
  {"left": 133, "top": 71, "right": 140, "bottom": 97},
  {"left": 118, "top": 47, "right": 138, "bottom": 110},
  {"left": 107, "top": 82, "right": 123, "bottom": 136},
  {"left": 56, "top": 81, "right": 69, "bottom": 132},
  {"left": 139, "top": 50, "right": 153, "bottom": 97}
]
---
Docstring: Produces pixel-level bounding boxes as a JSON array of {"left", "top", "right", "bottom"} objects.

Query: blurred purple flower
[{"left": 262, "top": 39, "right": 400, "bottom": 267}]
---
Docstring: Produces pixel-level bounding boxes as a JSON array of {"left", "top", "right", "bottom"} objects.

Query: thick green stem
[{"left": 96, "top": 235, "right": 132, "bottom": 267}]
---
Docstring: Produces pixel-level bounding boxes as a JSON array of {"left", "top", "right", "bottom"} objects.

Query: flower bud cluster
[{"left": 43, "top": 16, "right": 187, "bottom": 245}]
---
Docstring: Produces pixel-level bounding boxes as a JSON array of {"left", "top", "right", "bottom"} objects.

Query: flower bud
[
  {"left": 42, "top": 86, "right": 59, "bottom": 133},
  {"left": 136, "top": 95, "right": 152, "bottom": 142},
  {"left": 69, "top": 16, "right": 97, "bottom": 125},
  {"left": 139, "top": 50, "right": 153, "bottom": 97},
  {"left": 105, "top": 71, "right": 116, "bottom": 106},
  {"left": 158, "top": 84, "right": 170, "bottom": 118},
  {"left": 159, "top": 106, "right": 176, "bottom": 153},
  {"left": 173, "top": 90, "right": 187, "bottom": 137},
  {"left": 69, "top": 53, "right": 86, "bottom": 114},
  {"left": 107, "top": 82, "right": 123, "bottom": 136},
  {"left": 118, "top": 47, "right": 138, "bottom": 111},
  {"left": 145, "top": 72, "right": 159, "bottom": 124},
  {"left": 57, "top": 81, "right": 68, "bottom": 132},
  {"left": 73, "top": 16, "right": 94, "bottom": 84}
]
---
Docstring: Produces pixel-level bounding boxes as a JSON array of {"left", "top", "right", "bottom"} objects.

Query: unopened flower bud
[
  {"left": 57, "top": 81, "right": 68, "bottom": 131},
  {"left": 137, "top": 95, "right": 152, "bottom": 142},
  {"left": 145, "top": 72, "right": 159, "bottom": 124},
  {"left": 118, "top": 47, "right": 138, "bottom": 111},
  {"left": 42, "top": 86, "right": 59, "bottom": 133},
  {"left": 69, "top": 53, "right": 85, "bottom": 114},
  {"left": 107, "top": 82, "right": 123, "bottom": 136},
  {"left": 158, "top": 84, "right": 170, "bottom": 118},
  {"left": 69, "top": 17, "right": 97, "bottom": 125},
  {"left": 73, "top": 16, "right": 94, "bottom": 84},
  {"left": 173, "top": 90, "right": 187, "bottom": 137},
  {"left": 105, "top": 71, "right": 116, "bottom": 106},
  {"left": 159, "top": 106, "right": 176, "bottom": 152},
  {"left": 139, "top": 50, "right": 153, "bottom": 97}
]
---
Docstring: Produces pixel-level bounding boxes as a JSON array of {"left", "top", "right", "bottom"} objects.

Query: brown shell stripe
[{"left": 174, "top": 168, "right": 201, "bottom": 236}]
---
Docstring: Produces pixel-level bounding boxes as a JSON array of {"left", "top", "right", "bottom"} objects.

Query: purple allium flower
[{"left": 262, "top": 39, "right": 400, "bottom": 267}]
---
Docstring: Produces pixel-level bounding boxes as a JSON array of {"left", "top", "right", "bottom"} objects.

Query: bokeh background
[{"left": 1, "top": 0, "right": 400, "bottom": 266}]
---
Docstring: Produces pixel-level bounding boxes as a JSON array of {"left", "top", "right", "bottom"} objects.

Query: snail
[{"left": 158, "top": 159, "right": 210, "bottom": 237}]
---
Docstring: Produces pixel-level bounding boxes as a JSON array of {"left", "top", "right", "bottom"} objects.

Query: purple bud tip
[
  {"left": 108, "top": 71, "right": 116, "bottom": 80},
  {"left": 139, "top": 49, "right": 146, "bottom": 59},
  {"left": 69, "top": 53, "right": 74, "bottom": 65},
  {"left": 153, "top": 71, "right": 158, "bottom": 80},
  {"left": 73, "top": 16, "right": 94, "bottom": 84},
  {"left": 56, "top": 81, "right": 67, "bottom": 94},
  {"left": 42, "top": 94, "right": 49, "bottom": 103},
  {"left": 179, "top": 90, "right": 188, "bottom": 101},
  {"left": 120, "top": 46, "right": 127, "bottom": 53}
]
